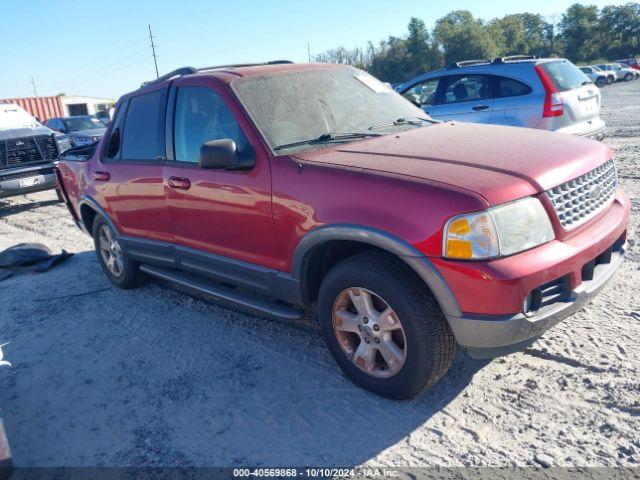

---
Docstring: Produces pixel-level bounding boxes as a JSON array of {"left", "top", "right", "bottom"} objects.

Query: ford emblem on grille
[{"left": 589, "top": 184, "right": 604, "bottom": 199}]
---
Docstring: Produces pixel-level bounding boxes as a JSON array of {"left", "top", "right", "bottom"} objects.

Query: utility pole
[
  {"left": 31, "top": 76, "right": 38, "bottom": 97},
  {"left": 148, "top": 24, "right": 159, "bottom": 79},
  {"left": 307, "top": 42, "right": 311, "bottom": 62}
]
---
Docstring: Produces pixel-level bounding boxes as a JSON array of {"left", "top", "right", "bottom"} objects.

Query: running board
[{"left": 140, "top": 264, "right": 304, "bottom": 321}]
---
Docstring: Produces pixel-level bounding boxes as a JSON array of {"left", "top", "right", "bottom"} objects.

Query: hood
[
  {"left": 70, "top": 128, "right": 106, "bottom": 137},
  {"left": 0, "top": 125, "right": 56, "bottom": 141},
  {"left": 294, "top": 122, "right": 611, "bottom": 206}
]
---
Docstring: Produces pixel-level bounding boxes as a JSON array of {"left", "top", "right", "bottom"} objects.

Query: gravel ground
[{"left": 0, "top": 80, "right": 639, "bottom": 469}]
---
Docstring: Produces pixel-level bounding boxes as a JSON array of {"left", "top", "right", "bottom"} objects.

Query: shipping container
[{"left": 0, "top": 96, "right": 64, "bottom": 122}]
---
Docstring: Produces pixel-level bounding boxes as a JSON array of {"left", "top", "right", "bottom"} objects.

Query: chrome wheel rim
[
  {"left": 98, "top": 225, "right": 124, "bottom": 277},
  {"left": 332, "top": 287, "right": 407, "bottom": 378}
]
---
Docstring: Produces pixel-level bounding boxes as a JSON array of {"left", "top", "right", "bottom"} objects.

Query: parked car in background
[
  {"left": 57, "top": 62, "right": 628, "bottom": 399},
  {"left": 597, "top": 63, "right": 638, "bottom": 81},
  {"left": 399, "top": 56, "right": 605, "bottom": 140},
  {"left": 579, "top": 66, "right": 608, "bottom": 87},
  {"left": 0, "top": 103, "right": 71, "bottom": 199},
  {"left": 591, "top": 65, "right": 616, "bottom": 84},
  {"left": 616, "top": 58, "right": 639, "bottom": 71},
  {"left": 93, "top": 110, "right": 110, "bottom": 125},
  {"left": 45, "top": 115, "right": 107, "bottom": 147}
]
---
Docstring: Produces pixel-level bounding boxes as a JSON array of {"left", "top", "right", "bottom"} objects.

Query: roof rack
[
  {"left": 492, "top": 55, "right": 536, "bottom": 64},
  {"left": 448, "top": 59, "right": 490, "bottom": 69},
  {"left": 140, "top": 60, "right": 293, "bottom": 88}
]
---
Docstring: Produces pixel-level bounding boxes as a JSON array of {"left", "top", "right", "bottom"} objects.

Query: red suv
[{"left": 57, "top": 62, "right": 629, "bottom": 399}]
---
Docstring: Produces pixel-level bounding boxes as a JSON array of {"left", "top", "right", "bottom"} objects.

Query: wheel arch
[
  {"left": 78, "top": 195, "right": 118, "bottom": 236},
  {"left": 291, "top": 225, "right": 462, "bottom": 318}
]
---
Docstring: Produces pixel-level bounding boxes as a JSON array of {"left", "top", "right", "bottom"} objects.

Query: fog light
[{"left": 523, "top": 288, "right": 543, "bottom": 317}]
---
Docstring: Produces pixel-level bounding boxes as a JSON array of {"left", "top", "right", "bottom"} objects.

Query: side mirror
[{"left": 199, "top": 139, "right": 237, "bottom": 169}]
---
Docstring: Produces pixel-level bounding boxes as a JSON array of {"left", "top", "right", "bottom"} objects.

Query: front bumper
[
  {"left": 0, "top": 164, "right": 57, "bottom": 199},
  {"left": 434, "top": 192, "right": 629, "bottom": 358},
  {"left": 555, "top": 118, "right": 606, "bottom": 141},
  {"left": 448, "top": 238, "right": 625, "bottom": 358}
]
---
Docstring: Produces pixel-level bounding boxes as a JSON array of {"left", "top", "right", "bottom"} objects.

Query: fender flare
[
  {"left": 77, "top": 195, "right": 118, "bottom": 236},
  {"left": 291, "top": 224, "right": 462, "bottom": 318}
]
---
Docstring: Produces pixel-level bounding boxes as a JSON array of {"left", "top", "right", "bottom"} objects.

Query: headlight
[{"left": 443, "top": 197, "right": 555, "bottom": 260}]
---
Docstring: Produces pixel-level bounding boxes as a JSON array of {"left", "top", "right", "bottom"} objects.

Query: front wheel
[
  {"left": 596, "top": 77, "right": 606, "bottom": 88},
  {"left": 318, "top": 252, "right": 456, "bottom": 399},
  {"left": 625, "top": 73, "right": 633, "bottom": 82}
]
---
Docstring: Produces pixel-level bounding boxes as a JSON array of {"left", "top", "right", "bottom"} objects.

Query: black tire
[
  {"left": 596, "top": 77, "right": 606, "bottom": 88},
  {"left": 318, "top": 251, "right": 456, "bottom": 399},
  {"left": 625, "top": 73, "right": 633, "bottom": 82},
  {"left": 608, "top": 77, "right": 614, "bottom": 84},
  {"left": 92, "top": 216, "right": 142, "bottom": 289}
]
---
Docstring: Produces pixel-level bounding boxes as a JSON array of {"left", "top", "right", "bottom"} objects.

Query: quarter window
[
  {"left": 492, "top": 76, "right": 532, "bottom": 98},
  {"left": 173, "top": 86, "right": 253, "bottom": 164},
  {"left": 121, "top": 90, "right": 165, "bottom": 161},
  {"left": 442, "top": 75, "right": 490, "bottom": 104},
  {"left": 105, "top": 100, "right": 128, "bottom": 160}
]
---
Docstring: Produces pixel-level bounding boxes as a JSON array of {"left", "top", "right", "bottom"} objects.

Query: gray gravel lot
[{"left": 0, "top": 80, "right": 638, "bottom": 469}]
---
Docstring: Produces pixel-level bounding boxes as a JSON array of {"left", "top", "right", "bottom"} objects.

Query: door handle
[
  {"left": 93, "top": 171, "right": 110, "bottom": 182},
  {"left": 472, "top": 104, "right": 490, "bottom": 111},
  {"left": 168, "top": 176, "right": 191, "bottom": 190}
]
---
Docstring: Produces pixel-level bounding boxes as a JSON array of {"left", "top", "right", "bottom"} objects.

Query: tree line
[{"left": 313, "top": 3, "right": 640, "bottom": 83}]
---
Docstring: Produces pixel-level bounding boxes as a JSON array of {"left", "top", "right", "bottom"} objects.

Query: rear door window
[
  {"left": 492, "top": 76, "right": 532, "bottom": 98},
  {"left": 121, "top": 90, "right": 165, "bottom": 161},
  {"left": 442, "top": 75, "right": 491, "bottom": 104},
  {"left": 538, "top": 60, "right": 588, "bottom": 92}
]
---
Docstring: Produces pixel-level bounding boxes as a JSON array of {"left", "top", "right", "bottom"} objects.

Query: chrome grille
[{"left": 546, "top": 160, "right": 617, "bottom": 230}]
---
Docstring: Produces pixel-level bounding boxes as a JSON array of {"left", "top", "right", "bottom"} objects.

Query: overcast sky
[{"left": 0, "top": 0, "right": 630, "bottom": 100}]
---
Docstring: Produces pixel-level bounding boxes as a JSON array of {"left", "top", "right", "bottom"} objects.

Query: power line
[{"left": 149, "top": 25, "right": 159, "bottom": 79}]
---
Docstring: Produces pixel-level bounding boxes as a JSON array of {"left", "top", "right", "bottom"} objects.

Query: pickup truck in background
[{"left": 0, "top": 103, "right": 71, "bottom": 199}]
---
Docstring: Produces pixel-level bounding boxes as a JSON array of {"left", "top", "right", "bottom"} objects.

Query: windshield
[
  {"left": 232, "top": 67, "right": 430, "bottom": 153},
  {"left": 63, "top": 116, "right": 106, "bottom": 132},
  {"left": 539, "top": 60, "right": 590, "bottom": 91},
  {"left": 0, "top": 105, "right": 40, "bottom": 129}
]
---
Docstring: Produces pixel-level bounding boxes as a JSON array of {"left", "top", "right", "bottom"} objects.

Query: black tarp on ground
[{"left": 0, "top": 243, "right": 72, "bottom": 281}]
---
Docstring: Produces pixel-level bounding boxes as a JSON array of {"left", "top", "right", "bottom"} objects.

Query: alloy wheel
[
  {"left": 98, "top": 224, "right": 124, "bottom": 277},
  {"left": 332, "top": 287, "right": 407, "bottom": 378}
]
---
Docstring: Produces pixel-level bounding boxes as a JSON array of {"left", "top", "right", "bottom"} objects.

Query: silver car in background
[
  {"left": 597, "top": 63, "right": 638, "bottom": 82},
  {"left": 399, "top": 55, "right": 605, "bottom": 140},
  {"left": 579, "top": 66, "right": 608, "bottom": 87},
  {"left": 591, "top": 65, "right": 616, "bottom": 84}
]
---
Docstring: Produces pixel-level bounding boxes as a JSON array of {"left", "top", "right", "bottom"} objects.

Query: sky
[{"left": 0, "top": 0, "right": 630, "bottom": 100}]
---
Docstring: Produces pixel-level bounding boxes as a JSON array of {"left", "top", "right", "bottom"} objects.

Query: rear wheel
[
  {"left": 318, "top": 252, "right": 456, "bottom": 399},
  {"left": 625, "top": 73, "right": 633, "bottom": 82},
  {"left": 92, "top": 217, "right": 141, "bottom": 289}
]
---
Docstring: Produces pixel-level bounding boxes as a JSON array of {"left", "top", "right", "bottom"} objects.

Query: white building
[{"left": 60, "top": 95, "right": 115, "bottom": 117}]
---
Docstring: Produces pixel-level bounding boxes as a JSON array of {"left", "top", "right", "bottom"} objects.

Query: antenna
[
  {"left": 31, "top": 76, "right": 38, "bottom": 97},
  {"left": 148, "top": 24, "right": 159, "bottom": 79}
]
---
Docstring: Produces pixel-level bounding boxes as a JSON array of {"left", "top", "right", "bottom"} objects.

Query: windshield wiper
[
  {"left": 273, "top": 132, "right": 382, "bottom": 151},
  {"left": 367, "top": 117, "right": 438, "bottom": 131}
]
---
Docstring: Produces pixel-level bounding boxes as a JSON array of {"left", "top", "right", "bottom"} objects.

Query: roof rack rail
[
  {"left": 140, "top": 60, "right": 293, "bottom": 88},
  {"left": 140, "top": 67, "right": 197, "bottom": 88},
  {"left": 448, "top": 59, "right": 490, "bottom": 69},
  {"left": 492, "top": 55, "right": 536, "bottom": 64},
  {"left": 198, "top": 60, "right": 293, "bottom": 72}
]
